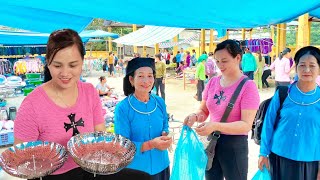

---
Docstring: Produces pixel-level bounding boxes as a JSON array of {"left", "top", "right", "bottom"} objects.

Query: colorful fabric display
[{"left": 239, "top": 38, "right": 273, "bottom": 54}]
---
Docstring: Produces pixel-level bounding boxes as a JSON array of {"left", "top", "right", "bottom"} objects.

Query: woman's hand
[
  {"left": 195, "top": 122, "right": 215, "bottom": 136},
  {"left": 183, "top": 113, "right": 198, "bottom": 127},
  {"left": 151, "top": 136, "right": 172, "bottom": 151},
  {"left": 258, "top": 156, "right": 269, "bottom": 171}
]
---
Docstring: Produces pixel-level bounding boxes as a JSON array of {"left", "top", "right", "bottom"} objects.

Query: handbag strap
[{"left": 213, "top": 77, "right": 249, "bottom": 137}]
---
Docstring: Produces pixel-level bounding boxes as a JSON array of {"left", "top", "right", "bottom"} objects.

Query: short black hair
[{"left": 294, "top": 46, "right": 320, "bottom": 68}]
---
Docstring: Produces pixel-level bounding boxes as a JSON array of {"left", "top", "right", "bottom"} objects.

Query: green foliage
[
  {"left": 311, "top": 22, "right": 320, "bottom": 45},
  {"left": 85, "top": 18, "right": 133, "bottom": 51},
  {"left": 286, "top": 26, "right": 296, "bottom": 46}
]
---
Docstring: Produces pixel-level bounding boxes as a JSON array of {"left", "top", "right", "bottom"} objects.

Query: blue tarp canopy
[
  {"left": 0, "top": 3, "right": 92, "bottom": 33},
  {"left": 0, "top": 30, "right": 119, "bottom": 45},
  {"left": 1, "top": 0, "right": 320, "bottom": 33}
]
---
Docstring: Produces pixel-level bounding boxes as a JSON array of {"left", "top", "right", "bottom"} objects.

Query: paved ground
[{"left": 0, "top": 70, "right": 275, "bottom": 179}]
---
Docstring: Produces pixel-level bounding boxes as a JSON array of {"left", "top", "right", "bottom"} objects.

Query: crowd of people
[{"left": 10, "top": 28, "right": 320, "bottom": 180}]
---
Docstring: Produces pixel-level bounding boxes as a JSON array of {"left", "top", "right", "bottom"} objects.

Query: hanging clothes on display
[
  {"left": 13, "top": 58, "right": 43, "bottom": 75},
  {"left": 0, "top": 59, "right": 13, "bottom": 75},
  {"left": 239, "top": 38, "right": 273, "bottom": 54},
  {"left": 0, "top": 46, "right": 46, "bottom": 56}
]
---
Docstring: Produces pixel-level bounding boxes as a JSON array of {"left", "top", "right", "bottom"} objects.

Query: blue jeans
[{"left": 243, "top": 71, "right": 254, "bottom": 80}]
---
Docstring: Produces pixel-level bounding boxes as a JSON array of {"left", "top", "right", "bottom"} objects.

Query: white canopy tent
[{"left": 113, "top": 26, "right": 184, "bottom": 46}]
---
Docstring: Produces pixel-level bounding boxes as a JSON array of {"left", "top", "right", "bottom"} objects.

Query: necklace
[
  {"left": 128, "top": 94, "right": 157, "bottom": 115},
  {"left": 52, "top": 82, "right": 77, "bottom": 108},
  {"left": 295, "top": 83, "right": 317, "bottom": 96},
  {"left": 287, "top": 85, "right": 320, "bottom": 106}
]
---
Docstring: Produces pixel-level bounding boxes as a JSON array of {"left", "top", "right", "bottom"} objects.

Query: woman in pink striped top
[{"left": 183, "top": 40, "right": 260, "bottom": 180}]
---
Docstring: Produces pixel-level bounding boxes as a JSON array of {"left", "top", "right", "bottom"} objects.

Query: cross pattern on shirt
[
  {"left": 64, "top": 113, "right": 84, "bottom": 136},
  {"left": 214, "top": 91, "right": 226, "bottom": 105}
]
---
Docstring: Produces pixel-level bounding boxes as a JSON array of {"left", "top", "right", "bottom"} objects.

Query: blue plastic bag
[
  {"left": 252, "top": 167, "right": 271, "bottom": 180},
  {"left": 170, "top": 126, "right": 208, "bottom": 180}
]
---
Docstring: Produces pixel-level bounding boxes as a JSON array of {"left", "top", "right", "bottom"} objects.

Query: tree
[
  {"left": 311, "top": 22, "right": 320, "bottom": 45},
  {"left": 85, "top": 18, "right": 133, "bottom": 51}
]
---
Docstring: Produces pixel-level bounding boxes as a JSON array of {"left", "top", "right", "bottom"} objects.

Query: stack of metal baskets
[{"left": 67, "top": 131, "right": 136, "bottom": 175}]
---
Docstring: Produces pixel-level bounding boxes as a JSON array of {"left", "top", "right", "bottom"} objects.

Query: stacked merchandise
[
  {"left": 23, "top": 73, "right": 43, "bottom": 96},
  {"left": 0, "top": 75, "right": 24, "bottom": 98},
  {"left": 0, "top": 100, "right": 16, "bottom": 147},
  {"left": 100, "top": 94, "right": 125, "bottom": 133},
  {"left": 82, "top": 58, "right": 103, "bottom": 77},
  {"left": 0, "top": 46, "right": 46, "bottom": 56}
]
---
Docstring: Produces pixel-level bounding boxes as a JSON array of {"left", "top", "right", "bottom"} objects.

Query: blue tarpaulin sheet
[{"left": 0, "top": 0, "right": 319, "bottom": 32}]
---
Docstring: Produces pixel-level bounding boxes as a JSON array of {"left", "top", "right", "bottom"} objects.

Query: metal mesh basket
[
  {"left": 67, "top": 131, "right": 136, "bottom": 175},
  {"left": 0, "top": 141, "right": 67, "bottom": 179}
]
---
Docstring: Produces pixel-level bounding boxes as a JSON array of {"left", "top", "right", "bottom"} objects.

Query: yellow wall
[{"left": 85, "top": 51, "right": 108, "bottom": 59}]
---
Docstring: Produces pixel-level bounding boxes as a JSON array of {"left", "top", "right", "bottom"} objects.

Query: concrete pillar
[
  {"left": 297, "top": 13, "right": 310, "bottom": 48},
  {"left": 173, "top": 36, "right": 178, "bottom": 55},
  {"left": 249, "top": 29, "right": 253, "bottom": 39},
  {"left": 132, "top": 24, "right": 138, "bottom": 53},
  {"left": 155, "top": 43, "right": 159, "bottom": 56},
  {"left": 271, "top": 26, "right": 275, "bottom": 59},
  {"left": 107, "top": 27, "right": 112, "bottom": 52},
  {"left": 209, "top": 29, "right": 214, "bottom": 52},
  {"left": 279, "top": 24, "right": 287, "bottom": 53},
  {"left": 201, "top": 29, "right": 206, "bottom": 53},
  {"left": 142, "top": 46, "right": 147, "bottom": 57},
  {"left": 276, "top": 24, "right": 286, "bottom": 56},
  {"left": 242, "top": 28, "right": 246, "bottom": 40}
]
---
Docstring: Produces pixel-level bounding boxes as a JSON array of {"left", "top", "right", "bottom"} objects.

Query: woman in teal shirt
[
  {"left": 259, "top": 46, "right": 320, "bottom": 180},
  {"left": 114, "top": 57, "right": 172, "bottom": 179}
]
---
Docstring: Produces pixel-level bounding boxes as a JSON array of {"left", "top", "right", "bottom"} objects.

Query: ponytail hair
[{"left": 279, "top": 47, "right": 291, "bottom": 59}]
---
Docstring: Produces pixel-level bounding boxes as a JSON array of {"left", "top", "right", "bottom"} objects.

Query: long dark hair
[{"left": 44, "top": 29, "right": 85, "bottom": 83}]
